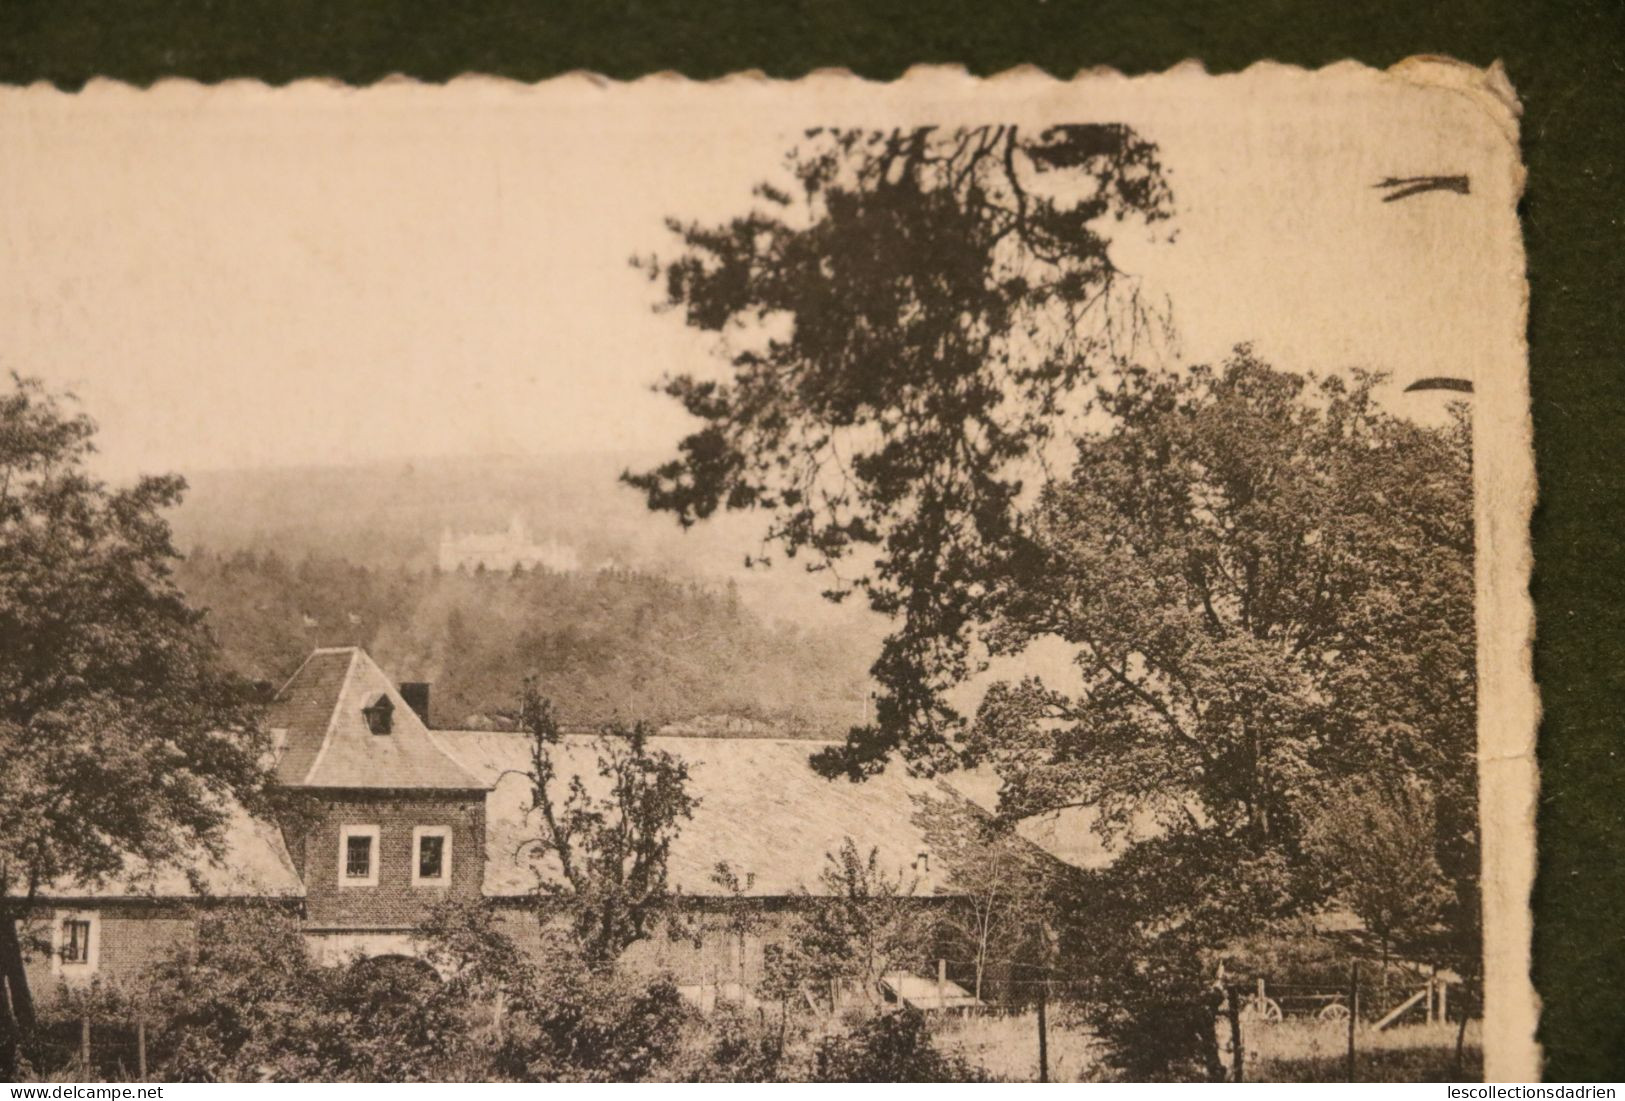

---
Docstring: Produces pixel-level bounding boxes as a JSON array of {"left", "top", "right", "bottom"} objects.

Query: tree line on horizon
[{"left": 173, "top": 548, "right": 877, "bottom": 737}]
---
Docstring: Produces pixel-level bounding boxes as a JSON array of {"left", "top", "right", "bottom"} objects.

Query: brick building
[{"left": 28, "top": 646, "right": 1012, "bottom": 1004}]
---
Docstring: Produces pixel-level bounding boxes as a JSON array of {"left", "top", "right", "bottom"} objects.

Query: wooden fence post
[
  {"left": 79, "top": 1017, "right": 90, "bottom": 1079},
  {"left": 937, "top": 958, "right": 947, "bottom": 1011},
  {"left": 1035, "top": 972, "right": 1049, "bottom": 1083},
  {"left": 1346, "top": 963, "right": 1359, "bottom": 1082},
  {"left": 136, "top": 1019, "right": 147, "bottom": 1081},
  {"left": 1227, "top": 986, "right": 1245, "bottom": 1083}
]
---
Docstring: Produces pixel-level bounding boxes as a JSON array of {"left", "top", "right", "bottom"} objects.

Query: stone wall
[
  {"left": 489, "top": 900, "right": 801, "bottom": 987},
  {"left": 24, "top": 903, "right": 215, "bottom": 1005}
]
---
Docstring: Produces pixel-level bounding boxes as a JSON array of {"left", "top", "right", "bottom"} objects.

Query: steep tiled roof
[
  {"left": 431, "top": 730, "right": 1071, "bottom": 898},
  {"left": 267, "top": 647, "right": 485, "bottom": 791},
  {"left": 40, "top": 800, "right": 304, "bottom": 900},
  {"left": 267, "top": 648, "right": 355, "bottom": 784}
]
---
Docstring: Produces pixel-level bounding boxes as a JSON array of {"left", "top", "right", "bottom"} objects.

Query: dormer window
[{"left": 362, "top": 693, "right": 394, "bottom": 735}]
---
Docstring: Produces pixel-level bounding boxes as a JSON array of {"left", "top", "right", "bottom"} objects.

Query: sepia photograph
[{"left": 0, "top": 62, "right": 1534, "bottom": 1083}]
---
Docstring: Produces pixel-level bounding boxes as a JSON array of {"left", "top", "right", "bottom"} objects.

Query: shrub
[
  {"left": 1084, "top": 959, "right": 1227, "bottom": 1082},
  {"left": 140, "top": 906, "right": 487, "bottom": 1082},
  {"left": 671, "top": 1004, "right": 795, "bottom": 1082},
  {"left": 127, "top": 898, "right": 700, "bottom": 1082},
  {"left": 419, "top": 897, "right": 693, "bottom": 1082},
  {"left": 506, "top": 966, "right": 690, "bottom": 1082},
  {"left": 811, "top": 1009, "right": 986, "bottom": 1083},
  {"left": 141, "top": 906, "right": 332, "bottom": 1081}
]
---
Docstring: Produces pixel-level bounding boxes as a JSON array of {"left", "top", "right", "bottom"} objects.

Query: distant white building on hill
[{"left": 438, "top": 513, "right": 581, "bottom": 573}]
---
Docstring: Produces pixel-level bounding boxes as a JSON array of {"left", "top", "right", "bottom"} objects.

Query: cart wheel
[
  {"left": 1317, "top": 1003, "right": 1350, "bottom": 1022},
  {"left": 1244, "top": 996, "right": 1283, "bottom": 1023}
]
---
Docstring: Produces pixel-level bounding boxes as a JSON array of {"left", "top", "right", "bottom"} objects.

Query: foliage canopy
[
  {"left": 627, "top": 124, "right": 1175, "bottom": 775},
  {"left": 0, "top": 375, "right": 269, "bottom": 1062}
]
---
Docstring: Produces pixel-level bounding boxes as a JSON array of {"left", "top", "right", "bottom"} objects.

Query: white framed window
[
  {"left": 338, "top": 824, "right": 380, "bottom": 887},
  {"left": 412, "top": 825, "right": 452, "bottom": 886},
  {"left": 51, "top": 910, "right": 99, "bottom": 977}
]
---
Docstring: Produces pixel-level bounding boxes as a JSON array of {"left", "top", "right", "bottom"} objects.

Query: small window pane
[
  {"left": 345, "top": 835, "right": 373, "bottom": 879},
  {"left": 418, "top": 835, "right": 445, "bottom": 880},
  {"left": 62, "top": 919, "right": 91, "bottom": 964}
]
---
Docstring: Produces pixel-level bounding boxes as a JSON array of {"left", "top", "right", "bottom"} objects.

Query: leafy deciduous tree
[
  {"left": 0, "top": 376, "right": 271, "bottom": 1071},
  {"left": 969, "top": 354, "right": 1473, "bottom": 922},
  {"left": 912, "top": 794, "right": 1057, "bottom": 1001},
  {"left": 780, "top": 837, "right": 930, "bottom": 1006},
  {"left": 974, "top": 354, "right": 1473, "bottom": 1072},
  {"left": 1303, "top": 776, "right": 1454, "bottom": 980},
  {"left": 519, "top": 684, "right": 698, "bottom": 965}
]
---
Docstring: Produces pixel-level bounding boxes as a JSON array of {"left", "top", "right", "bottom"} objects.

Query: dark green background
[{"left": 2, "top": 0, "right": 1621, "bottom": 1082}]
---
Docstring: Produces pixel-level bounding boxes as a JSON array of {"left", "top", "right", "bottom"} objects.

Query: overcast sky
[{"left": 1, "top": 65, "right": 1520, "bottom": 482}]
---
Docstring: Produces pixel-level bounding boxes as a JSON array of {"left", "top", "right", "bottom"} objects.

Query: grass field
[
  {"left": 932, "top": 1010, "right": 1104, "bottom": 1082},
  {"left": 1250, "top": 1019, "right": 1483, "bottom": 1082},
  {"left": 927, "top": 1011, "right": 1482, "bottom": 1082}
]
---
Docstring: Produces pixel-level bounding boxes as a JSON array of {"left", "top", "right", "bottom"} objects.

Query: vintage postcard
[{"left": 0, "top": 61, "right": 1534, "bottom": 1083}]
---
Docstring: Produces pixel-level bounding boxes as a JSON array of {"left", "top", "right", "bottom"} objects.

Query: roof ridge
[
  {"left": 299, "top": 649, "right": 358, "bottom": 785},
  {"left": 269, "top": 648, "right": 321, "bottom": 703},
  {"left": 411, "top": 713, "right": 490, "bottom": 791},
  {"left": 425, "top": 729, "right": 486, "bottom": 785}
]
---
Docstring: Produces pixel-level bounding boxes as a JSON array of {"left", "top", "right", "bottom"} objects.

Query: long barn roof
[
  {"left": 39, "top": 801, "right": 305, "bottom": 900},
  {"left": 431, "top": 729, "right": 979, "bottom": 898},
  {"left": 40, "top": 647, "right": 1116, "bottom": 903}
]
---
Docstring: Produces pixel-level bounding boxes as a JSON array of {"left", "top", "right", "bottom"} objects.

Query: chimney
[{"left": 399, "top": 682, "right": 432, "bottom": 727}]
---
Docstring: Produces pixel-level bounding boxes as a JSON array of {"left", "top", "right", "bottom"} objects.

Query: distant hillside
[
  {"left": 166, "top": 452, "right": 874, "bottom": 630},
  {"left": 165, "top": 454, "right": 891, "bottom": 734},
  {"left": 176, "top": 548, "right": 878, "bottom": 737}
]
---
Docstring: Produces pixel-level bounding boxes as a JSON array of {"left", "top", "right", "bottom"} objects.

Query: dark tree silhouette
[
  {"left": 631, "top": 127, "right": 1476, "bottom": 1075},
  {"left": 627, "top": 124, "right": 1175, "bottom": 776}
]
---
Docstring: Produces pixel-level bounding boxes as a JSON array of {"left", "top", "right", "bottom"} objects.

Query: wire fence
[
  {"left": 17, "top": 952, "right": 1478, "bottom": 1084},
  {"left": 20, "top": 1019, "right": 152, "bottom": 1081}
]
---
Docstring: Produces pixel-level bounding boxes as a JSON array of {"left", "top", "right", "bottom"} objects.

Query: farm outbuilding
[{"left": 25, "top": 646, "right": 1038, "bottom": 1004}]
